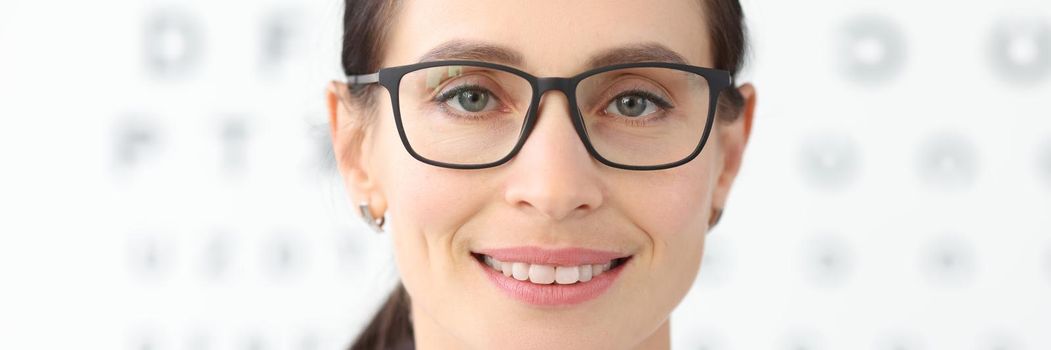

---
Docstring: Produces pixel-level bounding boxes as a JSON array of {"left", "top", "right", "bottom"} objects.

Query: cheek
[
  {"left": 613, "top": 158, "right": 716, "bottom": 240},
  {"left": 373, "top": 123, "right": 493, "bottom": 270},
  {"left": 387, "top": 166, "right": 492, "bottom": 239},
  {"left": 369, "top": 104, "right": 493, "bottom": 236},
  {"left": 613, "top": 155, "right": 715, "bottom": 289},
  {"left": 370, "top": 118, "right": 498, "bottom": 310}
]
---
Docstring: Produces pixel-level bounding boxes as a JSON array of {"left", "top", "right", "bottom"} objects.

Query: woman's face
[{"left": 329, "top": 0, "right": 755, "bottom": 349}]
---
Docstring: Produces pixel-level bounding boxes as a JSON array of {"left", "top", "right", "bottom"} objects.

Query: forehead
[{"left": 382, "top": 0, "right": 711, "bottom": 76}]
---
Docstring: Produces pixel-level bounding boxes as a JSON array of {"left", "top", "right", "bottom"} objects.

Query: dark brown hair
[{"left": 341, "top": 1, "right": 748, "bottom": 349}]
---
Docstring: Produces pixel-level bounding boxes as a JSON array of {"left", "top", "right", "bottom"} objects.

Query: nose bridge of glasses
[
  {"left": 533, "top": 76, "right": 575, "bottom": 94},
  {"left": 534, "top": 77, "right": 576, "bottom": 100},
  {"left": 515, "top": 75, "right": 596, "bottom": 169},
  {"left": 514, "top": 76, "right": 595, "bottom": 175},
  {"left": 529, "top": 77, "right": 581, "bottom": 126},
  {"left": 526, "top": 76, "right": 581, "bottom": 137}
]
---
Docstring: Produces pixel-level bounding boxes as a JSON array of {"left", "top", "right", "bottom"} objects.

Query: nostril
[{"left": 507, "top": 193, "right": 599, "bottom": 222}]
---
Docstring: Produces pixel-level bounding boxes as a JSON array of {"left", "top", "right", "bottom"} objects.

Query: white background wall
[{"left": 0, "top": 0, "right": 1049, "bottom": 349}]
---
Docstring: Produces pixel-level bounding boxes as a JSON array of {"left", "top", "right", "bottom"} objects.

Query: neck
[{"left": 411, "top": 304, "right": 671, "bottom": 350}]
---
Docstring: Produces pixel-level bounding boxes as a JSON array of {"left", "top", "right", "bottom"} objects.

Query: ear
[
  {"left": 709, "top": 83, "right": 757, "bottom": 221},
  {"left": 327, "top": 81, "right": 387, "bottom": 218}
]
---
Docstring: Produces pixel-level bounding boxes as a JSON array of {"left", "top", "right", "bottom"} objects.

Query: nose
[{"left": 502, "top": 91, "right": 605, "bottom": 221}]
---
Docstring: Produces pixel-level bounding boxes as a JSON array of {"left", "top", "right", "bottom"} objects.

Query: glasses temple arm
[{"left": 346, "top": 72, "right": 380, "bottom": 87}]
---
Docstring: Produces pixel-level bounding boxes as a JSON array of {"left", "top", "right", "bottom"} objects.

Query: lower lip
[{"left": 475, "top": 256, "right": 629, "bottom": 307}]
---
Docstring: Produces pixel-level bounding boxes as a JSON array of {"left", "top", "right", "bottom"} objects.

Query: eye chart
[{"left": 0, "top": 0, "right": 1048, "bottom": 349}]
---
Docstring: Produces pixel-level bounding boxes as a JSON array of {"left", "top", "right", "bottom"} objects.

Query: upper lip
[{"left": 472, "top": 246, "right": 631, "bottom": 266}]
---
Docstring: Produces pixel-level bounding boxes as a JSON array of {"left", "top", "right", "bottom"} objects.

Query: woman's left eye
[{"left": 604, "top": 91, "right": 667, "bottom": 118}]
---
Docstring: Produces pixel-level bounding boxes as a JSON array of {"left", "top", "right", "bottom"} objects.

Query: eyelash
[
  {"left": 604, "top": 89, "right": 675, "bottom": 126},
  {"left": 432, "top": 84, "right": 504, "bottom": 119},
  {"left": 434, "top": 84, "right": 483, "bottom": 102}
]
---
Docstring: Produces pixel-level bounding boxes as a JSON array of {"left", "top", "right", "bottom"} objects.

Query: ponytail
[{"left": 348, "top": 282, "right": 415, "bottom": 350}]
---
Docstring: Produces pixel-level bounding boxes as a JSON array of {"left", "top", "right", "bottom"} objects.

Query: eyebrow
[{"left": 416, "top": 40, "right": 690, "bottom": 70}]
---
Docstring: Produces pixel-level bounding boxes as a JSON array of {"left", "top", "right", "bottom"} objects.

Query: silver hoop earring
[{"left": 359, "top": 202, "right": 386, "bottom": 233}]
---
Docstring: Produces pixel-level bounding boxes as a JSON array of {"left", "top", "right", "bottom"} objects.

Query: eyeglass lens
[{"left": 396, "top": 64, "right": 712, "bottom": 167}]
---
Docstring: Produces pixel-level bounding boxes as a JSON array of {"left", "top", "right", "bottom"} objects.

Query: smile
[
  {"left": 470, "top": 246, "right": 633, "bottom": 306},
  {"left": 473, "top": 253, "right": 630, "bottom": 285}
]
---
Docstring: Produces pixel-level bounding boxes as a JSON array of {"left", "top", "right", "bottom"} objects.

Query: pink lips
[{"left": 473, "top": 246, "right": 631, "bottom": 306}]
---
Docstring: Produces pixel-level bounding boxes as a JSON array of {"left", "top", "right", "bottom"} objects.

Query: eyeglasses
[{"left": 346, "top": 60, "right": 733, "bottom": 171}]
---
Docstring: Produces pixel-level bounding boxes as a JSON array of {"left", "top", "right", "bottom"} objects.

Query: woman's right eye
[{"left": 436, "top": 86, "right": 499, "bottom": 114}]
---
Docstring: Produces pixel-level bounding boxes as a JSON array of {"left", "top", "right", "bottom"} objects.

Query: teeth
[
  {"left": 512, "top": 262, "right": 530, "bottom": 281},
  {"left": 528, "top": 264, "right": 555, "bottom": 284},
  {"left": 484, "top": 255, "right": 499, "bottom": 270},
  {"left": 481, "top": 255, "right": 622, "bottom": 285},
  {"left": 579, "top": 265, "right": 593, "bottom": 282},
  {"left": 554, "top": 266, "right": 579, "bottom": 284},
  {"left": 501, "top": 260, "right": 513, "bottom": 277}
]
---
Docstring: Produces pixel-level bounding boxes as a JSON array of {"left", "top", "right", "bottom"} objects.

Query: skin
[{"left": 326, "top": 1, "right": 757, "bottom": 349}]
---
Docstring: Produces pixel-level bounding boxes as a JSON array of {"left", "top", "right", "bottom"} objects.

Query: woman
[{"left": 326, "top": 0, "right": 757, "bottom": 349}]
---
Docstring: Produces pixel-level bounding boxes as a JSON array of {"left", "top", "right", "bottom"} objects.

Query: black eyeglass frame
[{"left": 347, "top": 60, "right": 734, "bottom": 171}]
